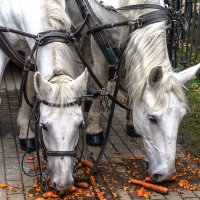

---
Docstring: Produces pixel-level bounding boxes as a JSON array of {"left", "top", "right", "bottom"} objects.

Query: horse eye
[
  {"left": 76, "top": 121, "right": 84, "bottom": 127},
  {"left": 41, "top": 123, "right": 48, "bottom": 131},
  {"left": 148, "top": 115, "right": 158, "bottom": 124}
]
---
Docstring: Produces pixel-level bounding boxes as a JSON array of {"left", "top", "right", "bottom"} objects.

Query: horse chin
[
  {"left": 52, "top": 177, "right": 74, "bottom": 197},
  {"left": 54, "top": 184, "right": 71, "bottom": 197}
]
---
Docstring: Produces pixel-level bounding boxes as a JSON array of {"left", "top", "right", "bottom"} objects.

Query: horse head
[
  {"left": 34, "top": 69, "right": 88, "bottom": 195},
  {"left": 132, "top": 64, "right": 200, "bottom": 182}
]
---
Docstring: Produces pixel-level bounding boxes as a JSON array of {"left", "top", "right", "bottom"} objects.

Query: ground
[{"left": 0, "top": 64, "right": 199, "bottom": 200}]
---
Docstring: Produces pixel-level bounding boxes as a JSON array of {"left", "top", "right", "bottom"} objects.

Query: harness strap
[
  {"left": 0, "top": 26, "right": 37, "bottom": 38},
  {"left": 72, "top": 41, "right": 131, "bottom": 111},
  {"left": 117, "top": 3, "right": 167, "bottom": 12},
  {"left": 75, "top": 0, "right": 119, "bottom": 65},
  {"left": 88, "top": 10, "right": 168, "bottom": 34},
  {"left": 0, "top": 32, "right": 35, "bottom": 71},
  {"left": 38, "top": 31, "right": 72, "bottom": 46},
  {"left": 46, "top": 151, "right": 77, "bottom": 157},
  {"left": 40, "top": 99, "right": 82, "bottom": 108}
]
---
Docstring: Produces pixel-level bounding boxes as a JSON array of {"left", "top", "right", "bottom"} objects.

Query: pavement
[{"left": 0, "top": 63, "right": 199, "bottom": 199}]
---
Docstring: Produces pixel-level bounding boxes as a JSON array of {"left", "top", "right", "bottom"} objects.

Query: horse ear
[
  {"left": 148, "top": 66, "right": 163, "bottom": 88},
  {"left": 34, "top": 72, "right": 52, "bottom": 98},
  {"left": 70, "top": 69, "right": 88, "bottom": 97},
  {"left": 176, "top": 63, "right": 200, "bottom": 85}
]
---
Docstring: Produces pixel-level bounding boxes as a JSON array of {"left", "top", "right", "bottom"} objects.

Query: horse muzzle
[{"left": 150, "top": 166, "right": 176, "bottom": 182}]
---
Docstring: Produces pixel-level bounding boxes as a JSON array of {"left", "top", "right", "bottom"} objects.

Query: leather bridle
[{"left": 37, "top": 98, "right": 82, "bottom": 159}]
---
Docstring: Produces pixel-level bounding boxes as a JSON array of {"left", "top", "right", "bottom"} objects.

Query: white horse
[
  {"left": 0, "top": 0, "right": 88, "bottom": 195},
  {"left": 67, "top": 0, "right": 200, "bottom": 182}
]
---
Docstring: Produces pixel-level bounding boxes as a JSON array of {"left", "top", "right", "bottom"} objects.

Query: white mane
[
  {"left": 46, "top": 0, "right": 76, "bottom": 79},
  {"left": 45, "top": 0, "right": 79, "bottom": 105},
  {"left": 117, "top": 0, "right": 187, "bottom": 109}
]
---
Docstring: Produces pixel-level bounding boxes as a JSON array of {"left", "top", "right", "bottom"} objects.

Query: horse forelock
[{"left": 49, "top": 76, "right": 75, "bottom": 107}]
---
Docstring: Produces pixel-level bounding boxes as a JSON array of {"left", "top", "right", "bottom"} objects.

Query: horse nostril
[
  {"left": 152, "top": 174, "right": 163, "bottom": 182},
  {"left": 58, "top": 190, "right": 67, "bottom": 197}
]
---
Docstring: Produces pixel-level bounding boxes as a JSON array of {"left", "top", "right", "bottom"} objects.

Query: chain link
[{"left": 40, "top": 174, "right": 49, "bottom": 192}]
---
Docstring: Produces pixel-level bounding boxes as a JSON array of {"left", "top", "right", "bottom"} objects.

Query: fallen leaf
[
  {"left": 0, "top": 184, "right": 7, "bottom": 189},
  {"left": 137, "top": 187, "right": 145, "bottom": 197}
]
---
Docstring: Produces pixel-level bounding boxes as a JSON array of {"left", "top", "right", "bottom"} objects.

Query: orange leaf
[
  {"left": 35, "top": 187, "right": 42, "bottom": 192},
  {"left": 123, "top": 186, "right": 129, "bottom": 191},
  {"left": 34, "top": 163, "right": 38, "bottom": 172},
  {"left": 42, "top": 191, "right": 54, "bottom": 198},
  {"left": 27, "top": 193, "right": 34, "bottom": 198},
  {"left": 137, "top": 187, "right": 145, "bottom": 197},
  {"left": 32, "top": 184, "right": 39, "bottom": 188},
  {"left": 27, "top": 156, "right": 34, "bottom": 160},
  {"left": 0, "top": 184, "right": 7, "bottom": 189},
  {"left": 7, "top": 185, "right": 17, "bottom": 192},
  {"left": 144, "top": 191, "right": 151, "bottom": 199}
]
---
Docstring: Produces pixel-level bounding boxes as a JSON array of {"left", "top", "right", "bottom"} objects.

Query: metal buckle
[
  {"left": 36, "top": 33, "right": 44, "bottom": 45},
  {"left": 0, "top": 26, "right": 9, "bottom": 32},
  {"left": 136, "top": 18, "right": 143, "bottom": 28},
  {"left": 100, "top": 88, "right": 108, "bottom": 96}
]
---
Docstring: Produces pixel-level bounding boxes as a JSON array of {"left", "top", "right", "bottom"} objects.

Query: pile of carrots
[{"left": 27, "top": 159, "right": 98, "bottom": 199}]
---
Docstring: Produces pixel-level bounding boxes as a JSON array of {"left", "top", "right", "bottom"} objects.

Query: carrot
[
  {"left": 32, "top": 184, "right": 39, "bottom": 189},
  {"left": 27, "top": 156, "right": 34, "bottom": 161},
  {"left": 81, "top": 159, "right": 94, "bottom": 169},
  {"left": 75, "top": 182, "right": 89, "bottom": 189},
  {"left": 34, "top": 163, "right": 38, "bottom": 172},
  {"left": 130, "top": 179, "right": 168, "bottom": 194},
  {"left": 70, "top": 186, "right": 76, "bottom": 193},
  {"left": 0, "top": 184, "right": 7, "bottom": 189},
  {"left": 35, "top": 198, "right": 44, "bottom": 200},
  {"left": 42, "top": 191, "right": 54, "bottom": 198},
  {"left": 144, "top": 177, "right": 151, "bottom": 182},
  {"left": 76, "top": 162, "right": 83, "bottom": 169}
]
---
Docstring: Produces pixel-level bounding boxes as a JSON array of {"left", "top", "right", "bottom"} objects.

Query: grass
[{"left": 178, "top": 78, "right": 200, "bottom": 157}]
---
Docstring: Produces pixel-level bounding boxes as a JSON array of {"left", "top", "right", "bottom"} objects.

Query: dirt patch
[{"left": 98, "top": 154, "right": 200, "bottom": 199}]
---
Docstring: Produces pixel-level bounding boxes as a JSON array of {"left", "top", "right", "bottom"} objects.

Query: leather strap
[
  {"left": 0, "top": 32, "right": 35, "bottom": 71},
  {"left": 117, "top": 3, "right": 167, "bottom": 12},
  {"left": 46, "top": 151, "right": 77, "bottom": 157},
  {"left": 40, "top": 98, "right": 82, "bottom": 108},
  {"left": 88, "top": 10, "right": 168, "bottom": 33},
  {"left": 38, "top": 31, "right": 72, "bottom": 46},
  {"left": 75, "top": 0, "right": 119, "bottom": 65}
]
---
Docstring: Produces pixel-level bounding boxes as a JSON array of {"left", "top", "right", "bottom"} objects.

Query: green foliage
[{"left": 178, "top": 78, "right": 200, "bottom": 157}]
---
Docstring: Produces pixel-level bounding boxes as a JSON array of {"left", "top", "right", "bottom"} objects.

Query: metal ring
[{"left": 136, "top": 18, "right": 143, "bottom": 28}]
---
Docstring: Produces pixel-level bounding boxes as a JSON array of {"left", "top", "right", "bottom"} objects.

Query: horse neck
[
  {"left": 125, "top": 23, "right": 171, "bottom": 108},
  {"left": 16, "top": 0, "right": 75, "bottom": 79}
]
